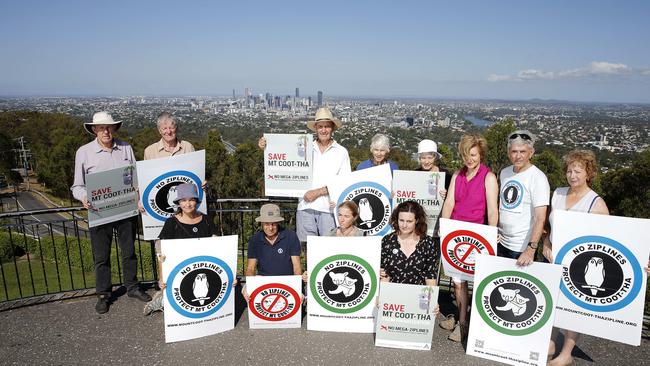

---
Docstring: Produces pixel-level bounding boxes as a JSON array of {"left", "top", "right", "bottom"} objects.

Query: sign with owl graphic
[
  {"left": 327, "top": 164, "right": 393, "bottom": 236},
  {"left": 551, "top": 210, "right": 650, "bottom": 346},
  {"left": 307, "top": 236, "right": 381, "bottom": 333},
  {"left": 137, "top": 150, "right": 206, "bottom": 239},
  {"left": 161, "top": 235, "right": 237, "bottom": 343},
  {"left": 467, "top": 255, "right": 562, "bottom": 366}
]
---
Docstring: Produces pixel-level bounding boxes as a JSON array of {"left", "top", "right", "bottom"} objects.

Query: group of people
[{"left": 71, "top": 107, "right": 644, "bottom": 365}]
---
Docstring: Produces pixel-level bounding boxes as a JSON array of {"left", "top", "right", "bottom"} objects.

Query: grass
[{"left": 0, "top": 258, "right": 93, "bottom": 301}]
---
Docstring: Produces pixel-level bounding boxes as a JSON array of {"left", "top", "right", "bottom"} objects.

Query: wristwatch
[{"left": 528, "top": 242, "right": 539, "bottom": 250}]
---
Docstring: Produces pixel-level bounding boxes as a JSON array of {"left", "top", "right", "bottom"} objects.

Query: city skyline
[{"left": 1, "top": 1, "right": 649, "bottom": 103}]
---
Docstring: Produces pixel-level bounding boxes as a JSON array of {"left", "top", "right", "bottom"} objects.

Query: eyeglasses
[{"left": 509, "top": 133, "right": 532, "bottom": 141}]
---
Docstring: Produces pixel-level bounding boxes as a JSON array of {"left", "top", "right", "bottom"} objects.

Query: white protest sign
[
  {"left": 137, "top": 150, "right": 206, "bottom": 239},
  {"left": 86, "top": 164, "right": 139, "bottom": 227},
  {"left": 551, "top": 209, "right": 650, "bottom": 346},
  {"left": 392, "top": 170, "right": 445, "bottom": 236},
  {"left": 439, "top": 218, "right": 497, "bottom": 281},
  {"left": 263, "top": 133, "right": 313, "bottom": 197},
  {"left": 307, "top": 236, "right": 381, "bottom": 333},
  {"left": 467, "top": 255, "right": 562, "bottom": 366},
  {"left": 246, "top": 275, "right": 302, "bottom": 329},
  {"left": 375, "top": 282, "right": 438, "bottom": 350},
  {"left": 162, "top": 235, "right": 237, "bottom": 343},
  {"left": 328, "top": 164, "right": 393, "bottom": 236}
]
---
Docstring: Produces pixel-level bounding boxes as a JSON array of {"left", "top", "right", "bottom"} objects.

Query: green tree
[
  {"left": 484, "top": 119, "right": 516, "bottom": 173},
  {"left": 533, "top": 150, "right": 565, "bottom": 191},
  {"left": 204, "top": 129, "right": 229, "bottom": 198},
  {"left": 36, "top": 134, "right": 85, "bottom": 198},
  {"left": 600, "top": 150, "right": 650, "bottom": 218}
]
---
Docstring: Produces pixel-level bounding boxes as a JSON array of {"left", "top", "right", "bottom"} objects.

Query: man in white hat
[
  {"left": 259, "top": 107, "right": 351, "bottom": 241},
  {"left": 498, "top": 130, "right": 550, "bottom": 266},
  {"left": 71, "top": 111, "right": 151, "bottom": 314}
]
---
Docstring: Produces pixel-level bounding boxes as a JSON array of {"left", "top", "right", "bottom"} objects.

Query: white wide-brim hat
[
  {"left": 306, "top": 107, "right": 343, "bottom": 132},
  {"left": 417, "top": 139, "right": 442, "bottom": 158},
  {"left": 84, "top": 111, "right": 122, "bottom": 135}
]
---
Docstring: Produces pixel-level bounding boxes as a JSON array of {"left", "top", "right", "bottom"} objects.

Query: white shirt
[
  {"left": 498, "top": 164, "right": 550, "bottom": 252},
  {"left": 548, "top": 187, "right": 600, "bottom": 229},
  {"left": 297, "top": 140, "right": 351, "bottom": 213}
]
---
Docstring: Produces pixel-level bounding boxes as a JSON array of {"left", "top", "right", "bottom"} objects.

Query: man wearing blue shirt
[{"left": 243, "top": 204, "right": 302, "bottom": 300}]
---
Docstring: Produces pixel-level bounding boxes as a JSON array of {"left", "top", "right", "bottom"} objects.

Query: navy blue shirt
[{"left": 247, "top": 228, "right": 301, "bottom": 276}]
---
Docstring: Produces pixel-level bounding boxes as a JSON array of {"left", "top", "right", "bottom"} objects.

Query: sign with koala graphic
[
  {"left": 467, "top": 255, "right": 562, "bottom": 366},
  {"left": 137, "top": 150, "right": 206, "bottom": 239},
  {"left": 551, "top": 210, "right": 650, "bottom": 346},
  {"left": 161, "top": 236, "right": 237, "bottom": 343},
  {"left": 327, "top": 164, "right": 393, "bottom": 237},
  {"left": 307, "top": 236, "right": 381, "bottom": 333}
]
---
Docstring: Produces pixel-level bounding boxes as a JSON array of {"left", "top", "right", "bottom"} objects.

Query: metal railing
[
  {"left": 1, "top": 198, "right": 648, "bottom": 332},
  {"left": 0, "top": 198, "right": 298, "bottom": 310}
]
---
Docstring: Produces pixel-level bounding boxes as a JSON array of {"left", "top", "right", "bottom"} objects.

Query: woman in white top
[{"left": 542, "top": 150, "right": 608, "bottom": 366}]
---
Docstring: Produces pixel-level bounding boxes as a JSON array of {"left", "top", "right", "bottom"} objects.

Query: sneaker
[
  {"left": 439, "top": 314, "right": 456, "bottom": 330},
  {"left": 448, "top": 323, "right": 462, "bottom": 342},
  {"left": 95, "top": 295, "right": 110, "bottom": 314},
  {"left": 143, "top": 291, "right": 164, "bottom": 316},
  {"left": 128, "top": 288, "right": 152, "bottom": 302}
]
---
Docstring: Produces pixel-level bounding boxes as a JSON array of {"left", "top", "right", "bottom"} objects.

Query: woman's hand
[
  {"left": 431, "top": 303, "right": 440, "bottom": 316},
  {"left": 302, "top": 271, "right": 308, "bottom": 283},
  {"left": 439, "top": 188, "right": 447, "bottom": 200},
  {"left": 380, "top": 268, "right": 390, "bottom": 282},
  {"left": 242, "top": 284, "right": 250, "bottom": 302},
  {"left": 158, "top": 280, "right": 166, "bottom": 290}
]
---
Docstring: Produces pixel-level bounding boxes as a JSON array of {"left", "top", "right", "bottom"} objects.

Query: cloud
[{"left": 488, "top": 61, "right": 649, "bottom": 82}]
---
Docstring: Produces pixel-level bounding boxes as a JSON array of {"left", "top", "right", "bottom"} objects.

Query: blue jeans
[
  {"left": 90, "top": 216, "right": 139, "bottom": 295},
  {"left": 497, "top": 243, "right": 521, "bottom": 260}
]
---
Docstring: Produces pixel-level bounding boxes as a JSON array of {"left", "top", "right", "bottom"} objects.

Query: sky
[{"left": 1, "top": 0, "right": 649, "bottom": 103}]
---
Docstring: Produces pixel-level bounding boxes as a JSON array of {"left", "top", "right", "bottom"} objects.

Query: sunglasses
[{"left": 509, "top": 133, "right": 532, "bottom": 141}]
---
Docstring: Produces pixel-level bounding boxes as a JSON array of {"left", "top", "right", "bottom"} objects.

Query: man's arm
[
  {"left": 291, "top": 256, "right": 302, "bottom": 275},
  {"left": 516, "top": 205, "right": 547, "bottom": 266},
  {"left": 70, "top": 147, "right": 90, "bottom": 208},
  {"left": 245, "top": 258, "right": 257, "bottom": 276}
]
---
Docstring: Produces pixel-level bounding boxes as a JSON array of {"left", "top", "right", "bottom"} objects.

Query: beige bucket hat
[{"left": 255, "top": 204, "right": 284, "bottom": 223}]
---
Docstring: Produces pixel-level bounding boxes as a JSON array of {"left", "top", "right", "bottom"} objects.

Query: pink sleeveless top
[{"left": 451, "top": 163, "right": 490, "bottom": 224}]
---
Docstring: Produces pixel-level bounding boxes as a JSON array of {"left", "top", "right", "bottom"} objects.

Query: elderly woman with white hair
[
  {"left": 143, "top": 111, "right": 195, "bottom": 160},
  {"left": 356, "top": 133, "right": 399, "bottom": 172}
]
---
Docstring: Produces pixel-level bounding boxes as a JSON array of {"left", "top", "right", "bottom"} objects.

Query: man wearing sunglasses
[{"left": 497, "top": 130, "right": 550, "bottom": 266}]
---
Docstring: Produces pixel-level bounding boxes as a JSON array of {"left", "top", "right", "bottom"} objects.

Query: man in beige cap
[
  {"left": 243, "top": 204, "right": 302, "bottom": 300},
  {"left": 259, "top": 106, "right": 351, "bottom": 241},
  {"left": 71, "top": 111, "right": 151, "bottom": 314}
]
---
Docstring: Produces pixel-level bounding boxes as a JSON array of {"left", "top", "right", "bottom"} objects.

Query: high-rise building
[
  {"left": 317, "top": 91, "right": 323, "bottom": 107},
  {"left": 245, "top": 87, "right": 251, "bottom": 106},
  {"left": 406, "top": 116, "right": 414, "bottom": 126},
  {"left": 232, "top": 89, "right": 236, "bottom": 99},
  {"left": 295, "top": 87, "right": 300, "bottom": 98}
]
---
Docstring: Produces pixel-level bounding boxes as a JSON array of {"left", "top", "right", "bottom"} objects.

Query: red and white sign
[
  {"left": 439, "top": 218, "right": 497, "bottom": 281},
  {"left": 247, "top": 275, "right": 302, "bottom": 329}
]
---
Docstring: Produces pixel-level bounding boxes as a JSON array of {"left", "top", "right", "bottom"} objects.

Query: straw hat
[
  {"left": 84, "top": 111, "right": 122, "bottom": 135},
  {"left": 306, "top": 107, "right": 343, "bottom": 132}
]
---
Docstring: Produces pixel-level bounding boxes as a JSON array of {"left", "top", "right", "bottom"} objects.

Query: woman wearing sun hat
[{"left": 143, "top": 183, "right": 215, "bottom": 315}]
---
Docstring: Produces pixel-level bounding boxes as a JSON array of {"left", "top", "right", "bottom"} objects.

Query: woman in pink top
[{"left": 440, "top": 133, "right": 499, "bottom": 342}]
